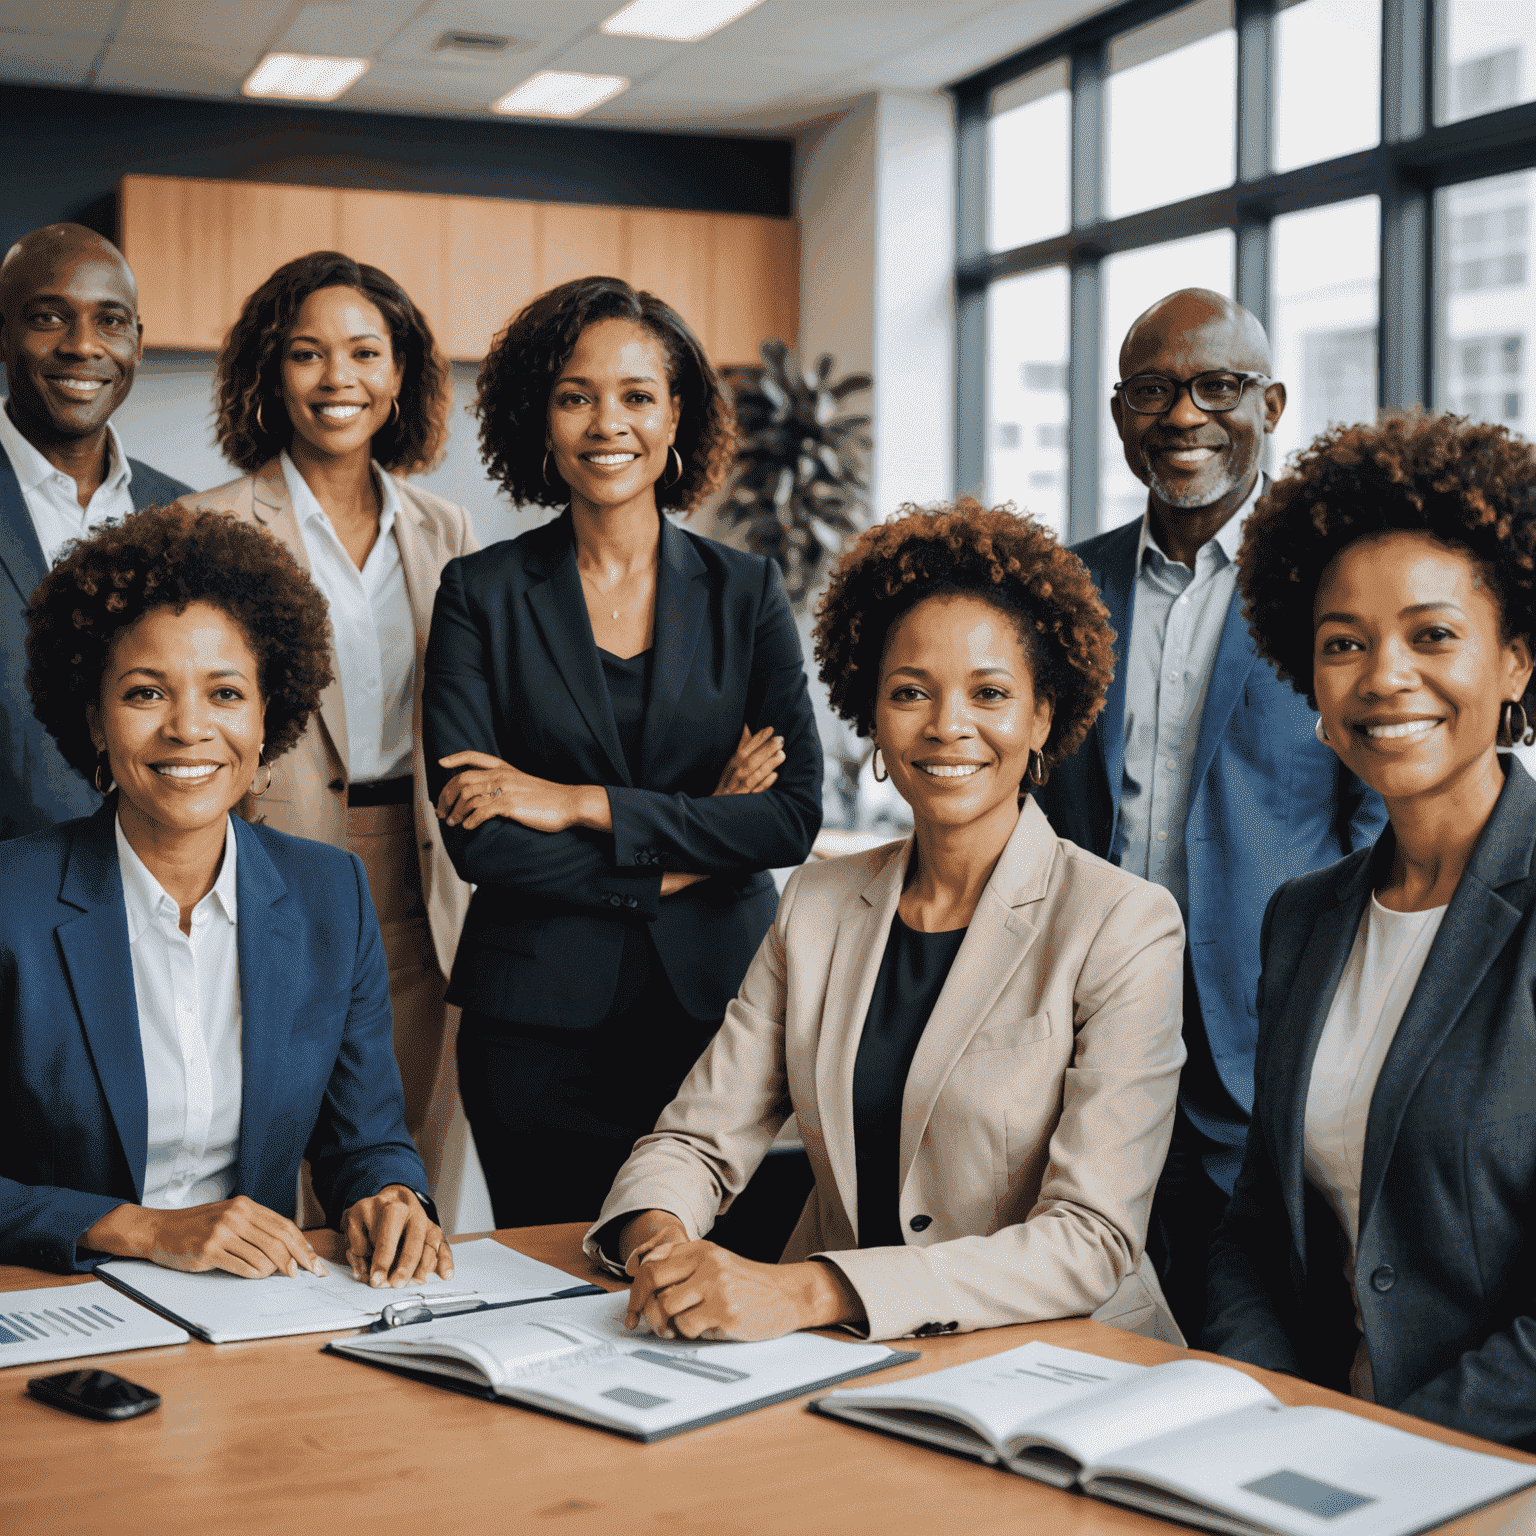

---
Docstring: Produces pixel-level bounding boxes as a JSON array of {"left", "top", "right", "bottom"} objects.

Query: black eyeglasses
[{"left": 1112, "top": 370, "right": 1272, "bottom": 415}]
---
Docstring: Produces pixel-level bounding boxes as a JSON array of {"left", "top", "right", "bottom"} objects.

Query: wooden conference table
[{"left": 4, "top": 1226, "right": 1535, "bottom": 1536}]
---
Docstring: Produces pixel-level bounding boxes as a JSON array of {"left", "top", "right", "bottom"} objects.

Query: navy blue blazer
[
  {"left": 0, "top": 442, "right": 190, "bottom": 840},
  {"left": 0, "top": 805, "right": 429, "bottom": 1272},
  {"left": 424, "top": 510, "right": 822, "bottom": 1028},
  {"left": 1034, "top": 515, "right": 1385, "bottom": 1156},
  {"left": 1207, "top": 758, "right": 1536, "bottom": 1449}
]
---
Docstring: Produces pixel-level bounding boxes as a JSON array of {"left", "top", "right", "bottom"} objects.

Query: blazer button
[
  {"left": 909, "top": 1214, "right": 932, "bottom": 1233},
  {"left": 328, "top": 777, "right": 345, "bottom": 793},
  {"left": 624, "top": 895, "right": 638, "bottom": 909},
  {"left": 1370, "top": 1264, "right": 1396, "bottom": 1293}
]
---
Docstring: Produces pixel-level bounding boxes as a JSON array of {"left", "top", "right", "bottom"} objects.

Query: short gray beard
[{"left": 1146, "top": 460, "right": 1240, "bottom": 510}]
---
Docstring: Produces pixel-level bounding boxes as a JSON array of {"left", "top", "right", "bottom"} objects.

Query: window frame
[{"left": 952, "top": 0, "right": 1536, "bottom": 542}]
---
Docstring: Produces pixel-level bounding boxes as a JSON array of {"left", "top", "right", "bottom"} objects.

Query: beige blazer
[
  {"left": 174, "top": 460, "right": 477, "bottom": 976},
  {"left": 586, "top": 797, "right": 1187, "bottom": 1343}
]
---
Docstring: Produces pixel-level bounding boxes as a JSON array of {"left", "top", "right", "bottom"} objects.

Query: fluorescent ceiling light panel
[
  {"left": 492, "top": 71, "right": 629, "bottom": 118},
  {"left": 601, "top": 0, "right": 768, "bottom": 43},
  {"left": 242, "top": 53, "right": 370, "bottom": 101}
]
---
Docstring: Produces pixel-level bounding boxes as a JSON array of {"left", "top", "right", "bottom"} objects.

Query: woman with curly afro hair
[
  {"left": 178, "top": 252, "right": 478, "bottom": 1207},
  {"left": 421, "top": 276, "right": 821, "bottom": 1228},
  {"left": 1, "top": 504, "right": 452, "bottom": 1286},
  {"left": 586, "top": 499, "right": 1188, "bottom": 1347},
  {"left": 1206, "top": 411, "right": 1536, "bottom": 1446}
]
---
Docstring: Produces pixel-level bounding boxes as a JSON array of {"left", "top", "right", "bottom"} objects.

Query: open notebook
[
  {"left": 811, "top": 1341, "right": 1536, "bottom": 1536},
  {"left": 97, "top": 1238, "right": 587, "bottom": 1343},
  {"left": 327, "top": 1289, "right": 916, "bottom": 1443}
]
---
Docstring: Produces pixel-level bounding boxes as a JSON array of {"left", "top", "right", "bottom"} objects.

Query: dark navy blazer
[
  {"left": 424, "top": 510, "right": 822, "bottom": 1028},
  {"left": 0, "top": 805, "right": 428, "bottom": 1272},
  {"left": 0, "top": 442, "right": 190, "bottom": 840},
  {"left": 1034, "top": 516, "right": 1386, "bottom": 1160},
  {"left": 1207, "top": 758, "right": 1536, "bottom": 1449}
]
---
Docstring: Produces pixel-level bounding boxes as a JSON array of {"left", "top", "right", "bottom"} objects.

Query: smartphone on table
[{"left": 27, "top": 1368, "right": 161, "bottom": 1421}]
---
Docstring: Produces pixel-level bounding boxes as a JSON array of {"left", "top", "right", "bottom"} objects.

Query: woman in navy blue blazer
[
  {"left": 424, "top": 276, "right": 822, "bottom": 1226},
  {"left": 1, "top": 504, "right": 447, "bottom": 1284},
  {"left": 1208, "top": 412, "right": 1536, "bottom": 1447}
]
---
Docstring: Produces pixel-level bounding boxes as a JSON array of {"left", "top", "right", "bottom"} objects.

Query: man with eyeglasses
[{"left": 1034, "top": 288, "right": 1385, "bottom": 1347}]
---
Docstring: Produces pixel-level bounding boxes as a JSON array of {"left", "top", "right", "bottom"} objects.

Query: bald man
[
  {"left": 0, "top": 223, "right": 190, "bottom": 838},
  {"left": 1034, "top": 289, "right": 1385, "bottom": 1345}
]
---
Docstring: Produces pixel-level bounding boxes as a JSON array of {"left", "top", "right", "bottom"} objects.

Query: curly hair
[
  {"left": 812, "top": 498, "right": 1115, "bottom": 767},
  {"left": 213, "top": 250, "right": 451, "bottom": 475},
  {"left": 1237, "top": 410, "right": 1536, "bottom": 709},
  {"left": 26, "top": 504, "right": 333, "bottom": 782},
  {"left": 474, "top": 275, "right": 736, "bottom": 514}
]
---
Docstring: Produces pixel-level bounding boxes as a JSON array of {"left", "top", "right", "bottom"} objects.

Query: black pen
[{"left": 367, "top": 1283, "right": 607, "bottom": 1333}]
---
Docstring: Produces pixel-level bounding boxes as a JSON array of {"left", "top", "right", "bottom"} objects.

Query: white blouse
[
  {"left": 1303, "top": 890, "right": 1446, "bottom": 1399},
  {"left": 116, "top": 815, "right": 243, "bottom": 1210},
  {"left": 281, "top": 452, "right": 415, "bottom": 785}
]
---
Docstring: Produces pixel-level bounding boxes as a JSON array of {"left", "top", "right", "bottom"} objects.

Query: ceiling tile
[
  {"left": 380, "top": 0, "right": 614, "bottom": 62},
  {"left": 538, "top": 30, "right": 690, "bottom": 77},
  {"left": 93, "top": 41, "right": 254, "bottom": 97},
  {"left": 116, "top": 0, "right": 294, "bottom": 52},
  {"left": 0, "top": 30, "right": 97, "bottom": 85},
  {"left": 275, "top": 1, "right": 425, "bottom": 57},
  {"left": 697, "top": 0, "right": 975, "bottom": 62},
  {"left": 0, "top": 0, "right": 116, "bottom": 37}
]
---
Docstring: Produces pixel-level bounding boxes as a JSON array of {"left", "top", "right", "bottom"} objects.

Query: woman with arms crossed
[
  {"left": 588, "top": 501, "right": 1187, "bottom": 1343},
  {"left": 1, "top": 506, "right": 447, "bottom": 1285},
  {"left": 424, "top": 276, "right": 821, "bottom": 1226},
  {"left": 179, "top": 253, "right": 475, "bottom": 1194},
  {"left": 1207, "top": 412, "right": 1536, "bottom": 1447}
]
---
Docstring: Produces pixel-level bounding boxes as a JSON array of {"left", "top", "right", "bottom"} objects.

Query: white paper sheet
[
  {"left": 0, "top": 1280, "right": 189, "bottom": 1367},
  {"left": 97, "top": 1237, "right": 586, "bottom": 1342}
]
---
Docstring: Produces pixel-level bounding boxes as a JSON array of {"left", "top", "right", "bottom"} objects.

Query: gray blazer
[
  {"left": 0, "top": 442, "right": 190, "bottom": 840},
  {"left": 1206, "top": 756, "right": 1536, "bottom": 1449}
]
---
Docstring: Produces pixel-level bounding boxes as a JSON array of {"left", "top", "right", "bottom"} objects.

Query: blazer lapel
[
  {"left": 250, "top": 460, "right": 350, "bottom": 774},
  {"left": 815, "top": 841, "right": 910, "bottom": 1233},
  {"left": 388, "top": 477, "right": 437, "bottom": 653},
  {"left": 1267, "top": 850, "right": 1376, "bottom": 1271},
  {"left": 231, "top": 818, "right": 301, "bottom": 1193},
  {"left": 639, "top": 517, "right": 708, "bottom": 777},
  {"left": 1091, "top": 520, "right": 1141, "bottom": 845},
  {"left": 1186, "top": 588, "right": 1260, "bottom": 802},
  {"left": 0, "top": 447, "right": 47, "bottom": 605},
  {"left": 54, "top": 807, "right": 149, "bottom": 1201},
  {"left": 896, "top": 803, "right": 1052, "bottom": 1186},
  {"left": 524, "top": 515, "right": 632, "bottom": 787},
  {"left": 1355, "top": 762, "right": 1536, "bottom": 1238}
]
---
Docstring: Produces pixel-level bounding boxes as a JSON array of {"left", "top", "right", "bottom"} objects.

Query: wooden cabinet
[{"left": 118, "top": 175, "right": 797, "bottom": 366}]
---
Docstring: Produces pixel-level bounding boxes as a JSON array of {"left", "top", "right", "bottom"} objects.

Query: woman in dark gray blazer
[
  {"left": 423, "top": 277, "right": 822, "bottom": 1228},
  {"left": 1207, "top": 410, "right": 1536, "bottom": 1449}
]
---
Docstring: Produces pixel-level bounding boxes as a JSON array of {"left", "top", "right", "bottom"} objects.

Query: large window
[{"left": 955, "top": 0, "right": 1536, "bottom": 542}]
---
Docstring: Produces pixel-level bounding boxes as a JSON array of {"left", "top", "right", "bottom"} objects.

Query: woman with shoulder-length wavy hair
[
  {"left": 1, "top": 504, "right": 448, "bottom": 1283},
  {"left": 581, "top": 499, "right": 1187, "bottom": 1344},
  {"left": 1207, "top": 412, "right": 1536, "bottom": 1447},
  {"left": 422, "top": 275, "right": 823, "bottom": 1227},
  {"left": 175, "top": 252, "right": 477, "bottom": 1208}
]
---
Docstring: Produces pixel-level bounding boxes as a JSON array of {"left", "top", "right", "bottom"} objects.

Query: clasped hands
[
  {"left": 616, "top": 1209, "right": 863, "bottom": 1343},
  {"left": 81, "top": 1184, "right": 451, "bottom": 1289}
]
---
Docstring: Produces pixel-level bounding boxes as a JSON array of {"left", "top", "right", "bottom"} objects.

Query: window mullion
[{"left": 1067, "top": 39, "right": 1107, "bottom": 543}]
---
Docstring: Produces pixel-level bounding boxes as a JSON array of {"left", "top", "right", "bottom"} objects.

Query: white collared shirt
[
  {"left": 0, "top": 397, "right": 135, "bottom": 569},
  {"left": 1112, "top": 473, "right": 1265, "bottom": 911},
  {"left": 281, "top": 452, "right": 414, "bottom": 784},
  {"left": 1304, "top": 892, "right": 1446, "bottom": 1399},
  {"left": 115, "top": 813, "right": 244, "bottom": 1210}
]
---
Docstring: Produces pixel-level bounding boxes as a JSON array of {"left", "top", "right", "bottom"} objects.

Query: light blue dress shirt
[{"left": 1112, "top": 475, "right": 1265, "bottom": 913}]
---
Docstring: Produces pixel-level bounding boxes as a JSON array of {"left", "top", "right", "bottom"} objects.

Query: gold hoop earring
[
  {"left": 1026, "top": 748, "right": 1047, "bottom": 788},
  {"left": 1500, "top": 699, "right": 1531, "bottom": 747},
  {"left": 93, "top": 751, "right": 113, "bottom": 796},
  {"left": 256, "top": 399, "right": 266, "bottom": 436},
  {"left": 251, "top": 757, "right": 272, "bottom": 798},
  {"left": 389, "top": 398, "right": 400, "bottom": 427},
  {"left": 662, "top": 445, "right": 683, "bottom": 489},
  {"left": 542, "top": 450, "right": 554, "bottom": 488},
  {"left": 872, "top": 747, "right": 888, "bottom": 783},
  {"left": 1314, "top": 717, "right": 1331, "bottom": 744}
]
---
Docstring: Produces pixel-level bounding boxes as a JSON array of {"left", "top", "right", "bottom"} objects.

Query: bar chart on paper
[{"left": 0, "top": 1281, "right": 189, "bottom": 1368}]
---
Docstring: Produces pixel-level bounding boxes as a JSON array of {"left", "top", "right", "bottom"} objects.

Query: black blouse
[
  {"left": 599, "top": 647, "right": 654, "bottom": 782},
  {"left": 851, "top": 914, "right": 968, "bottom": 1249}
]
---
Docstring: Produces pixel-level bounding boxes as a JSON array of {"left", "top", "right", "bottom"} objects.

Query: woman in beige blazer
[
  {"left": 586, "top": 500, "right": 1187, "bottom": 1344},
  {"left": 176, "top": 252, "right": 475, "bottom": 1200}
]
